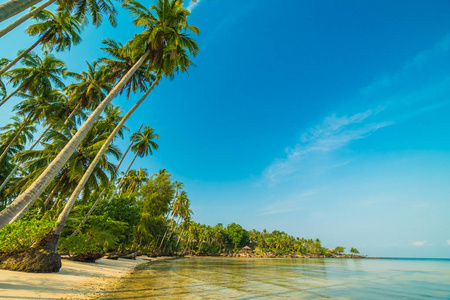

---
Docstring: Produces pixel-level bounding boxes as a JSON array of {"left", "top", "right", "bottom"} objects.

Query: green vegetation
[{"left": 0, "top": 0, "right": 361, "bottom": 273}]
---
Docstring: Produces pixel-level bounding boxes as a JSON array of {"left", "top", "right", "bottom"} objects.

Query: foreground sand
[{"left": 0, "top": 256, "right": 169, "bottom": 300}]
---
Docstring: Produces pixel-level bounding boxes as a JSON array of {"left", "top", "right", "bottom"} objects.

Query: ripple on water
[{"left": 100, "top": 257, "right": 450, "bottom": 299}]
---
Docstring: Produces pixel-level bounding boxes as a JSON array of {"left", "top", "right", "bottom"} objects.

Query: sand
[{"left": 0, "top": 256, "right": 167, "bottom": 300}]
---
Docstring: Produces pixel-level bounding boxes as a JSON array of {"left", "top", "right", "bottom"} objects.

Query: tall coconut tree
[
  {"left": 0, "top": 0, "right": 43, "bottom": 23},
  {"left": 63, "top": 61, "right": 113, "bottom": 115},
  {"left": 108, "top": 126, "right": 158, "bottom": 203},
  {"left": 100, "top": 38, "right": 149, "bottom": 99},
  {"left": 0, "top": 58, "right": 9, "bottom": 100},
  {"left": 0, "top": 52, "right": 66, "bottom": 108},
  {"left": 70, "top": 124, "right": 143, "bottom": 237},
  {"left": 9, "top": 118, "right": 122, "bottom": 222},
  {"left": 0, "top": 9, "right": 82, "bottom": 75},
  {"left": 0, "top": 89, "right": 61, "bottom": 162},
  {"left": 0, "top": 0, "right": 198, "bottom": 230},
  {"left": 0, "top": 0, "right": 117, "bottom": 39},
  {"left": 0, "top": 92, "right": 80, "bottom": 192}
]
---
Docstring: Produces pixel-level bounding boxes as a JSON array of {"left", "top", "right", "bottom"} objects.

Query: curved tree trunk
[
  {"left": 0, "top": 35, "right": 45, "bottom": 76},
  {"left": 106, "top": 147, "right": 139, "bottom": 204},
  {"left": 0, "top": 125, "right": 51, "bottom": 192},
  {"left": 0, "top": 83, "right": 22, "bottom": 108},
  {"left": 0, "top": 112, "right": 35, "bottom": 163},
  {"left": 0, "top": 50, "right": 151, "bottom": 230},
  {"left": 70, "top": 124, "right": 143, "bottom": 237},
  {"left": 46, "top": 78, "right": 159, "bottom": 251},
  {"left": 0, "top": 0, "right": 55, "bottom": 39},
  {"left": 0, "top": 0, "right": 43, "bottom": 23}
]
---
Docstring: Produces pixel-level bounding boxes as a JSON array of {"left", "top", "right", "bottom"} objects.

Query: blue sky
[{"left": 1, "top": 0, "right": 450, "bottom": 258}]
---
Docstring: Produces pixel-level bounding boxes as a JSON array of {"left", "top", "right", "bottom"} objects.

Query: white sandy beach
[{"left": 0, "top": 256, "right": 164, "bottom": 300}]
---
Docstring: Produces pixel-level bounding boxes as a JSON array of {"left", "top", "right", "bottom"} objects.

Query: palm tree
[
  {"left": 108, "top": 126, "right": 159, "bottom": 203},
  {"left": 0, "top": 9, "right": 82, "bottom": 75},
  {"left": 63, "top": 61, "right": 113, "bottom": 114},
  {"left": 70, "top": 124, "right": 143, "bottom": 237},
  {"left": 0, "top": 0, "right": 198, "bottom": 230},
  {"left": 0, "top": 0, "right": 117, "bottom": 39},
  {"left": 0, "top": 89, "right": 61, "bottom": 162},
  {"left": 0, "top": 52, "right": 66, "bottom": 108},
  {"left": 100, "top": 38, "right": 149, "bottom": 99},
  {"left": 9, "top": 118, "right": 122, "bottom": 223},
  {"left": 0, "top": 0, "right": 43, "bottom": 23},
  {"left": 0, "top": 58, "right": 9, "bottom": 100},
  {"left": 0, "top": 115, "right": 37, "bottom": 163}
]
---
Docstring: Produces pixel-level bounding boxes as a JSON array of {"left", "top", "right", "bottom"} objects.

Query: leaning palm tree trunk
[
  {"left": 0, "top": 83, "right": 23, "bottom": 108},
  {"left": 0, "top": 35, "right": 46, "bottom": 76},
  {"left": 0, "top": 50, "right": 151, "bottom": 230},
  {"left": 0, "top": 103, "right": 80, "bottom": 193},
  {"left": 0, "top": 0, "right": 43, "bottom": 23},
  {"left": 70, "top": 124, "right": 143, "bottom": 237},
  {"left": 108, "top": 149, "right": 138, "bottom": 203},
  {"left": 0, "top": 125, "right": 51, "bottom": 191},
  {"left": 0, "top": 112, "right": 35, "bottom": 163},
  {"left": 45, "top": 78, "right": 159, "bottom": 251},
  {"left": 0, "top": 0, "right": 55, "bottom": 38}
]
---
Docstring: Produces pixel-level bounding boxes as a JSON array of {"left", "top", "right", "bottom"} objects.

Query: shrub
[
  {"left": 0, "top": 219, "right": 56, "bottom": 253},
  {"left": 58, "top": 236, "right": 102, "bottom": 254}
]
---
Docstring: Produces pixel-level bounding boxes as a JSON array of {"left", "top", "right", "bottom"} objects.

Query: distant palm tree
[
  {"left": 0, "top": 9, "right": 82, "bottom": 75},
  {"left": 0, "top": 52, "right": 66, "bottom": 108},
  {"left": 109, "top": 126, "right": 159, "bottom": 202}
]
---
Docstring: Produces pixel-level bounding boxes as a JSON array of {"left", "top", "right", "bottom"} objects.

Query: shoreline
[
  {"left": 0, "top": 255, "right": 378, "bottom": 299},
  {"left": 0, "top": 256, "right": 171, "bottom": 300}
]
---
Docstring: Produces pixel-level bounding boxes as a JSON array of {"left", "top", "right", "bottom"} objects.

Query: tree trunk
[
  {"left": 47, "top": 78, "right": 159, "bottom": 251},
  {"left": 107, "top": 150, "right": 139, "bottom": 204},
  {"left": 0, "top": 35, "right": 45, "bottom": 76},
  {"left": 0, "top": 0, "right": 56, "bottom": 38},
  {"left": 0, "top": 83, "right": 22, "bottom": 108},
  {"left": 42, "top": 173, "right": 65, "bottom": 206},
  {"left": 0, "top": 125, "right": 51, "bottom": 192},
  {"left": 0, "top": 0, "right": 43, "bottom": 23},
  {"left": 0, "top": 112, "right": 35, "bottom": 162},
  {"left": 70, "top": 124, "right": 143, "bottom": 237},
  {"left": 0, "top": 50, "right": 151, "bottom": 230}
]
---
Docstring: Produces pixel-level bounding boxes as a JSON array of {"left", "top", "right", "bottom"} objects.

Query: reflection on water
[{"left": 101, "top": 258, "right": 450, "bottom": 299}]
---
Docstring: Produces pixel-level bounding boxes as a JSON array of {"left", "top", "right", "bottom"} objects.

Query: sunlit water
[{"left": 102, "top": 257, "right": 450, "bottom": 299}]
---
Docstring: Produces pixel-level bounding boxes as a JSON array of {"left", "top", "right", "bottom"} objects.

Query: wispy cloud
[
  {"left": 447, "top": 240, "right": 450, "bottom": 246},
  {"left": 259, "top": 190, "right": 319, "bottom": 215},
  {"left": 412, "top": 241, "right": 427, "bottom": 247},
  {"left": 263, "top": 109, "right": 393, "bottom": 183},
  {"left": 187, "top": 0, "right": 201, "bottom": 12},
  {"left": 361, "top": 33, "right": 450, "bottom": 96}
]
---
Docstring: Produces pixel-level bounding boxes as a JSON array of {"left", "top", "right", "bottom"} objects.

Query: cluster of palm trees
[
  {"left": 177, "top": 224, "right": 351, "bottom": 257},
  {"left": 0, "top": 0, "right": 199, "bottom": 256}
]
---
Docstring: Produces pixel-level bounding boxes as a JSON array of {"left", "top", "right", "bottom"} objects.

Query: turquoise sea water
[{"left": 103, "top": 257, "right": 450, "bottom": 299}]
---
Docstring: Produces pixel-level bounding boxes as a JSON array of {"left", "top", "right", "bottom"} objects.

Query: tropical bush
[{"left": 0, "top": 219, "right": 56, "bottom": 253}]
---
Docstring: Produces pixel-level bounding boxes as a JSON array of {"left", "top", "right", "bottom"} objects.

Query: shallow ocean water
[{"left": 101, "top": 257, "right": 450, "bottom": 299}]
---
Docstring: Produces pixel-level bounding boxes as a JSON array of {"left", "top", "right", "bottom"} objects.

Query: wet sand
[{"left": 0, "top": 256, "right": 171, "bottom": 300}]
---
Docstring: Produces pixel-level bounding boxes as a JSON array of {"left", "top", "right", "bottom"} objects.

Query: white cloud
[
  {"left": 259, "top": 190, "right": 318, "bottom": 215},
  {"left": 263, "top": 109, "right": 393, "bottom": 183},
  {"left": 412, "top": 241, "right": 427, "bottom": 247},
  {"left": 187, "top": 0, "right": 201, "bottom": 12},
  {"left": 447, "top": 240, "right": 450, "bottom": 245}
]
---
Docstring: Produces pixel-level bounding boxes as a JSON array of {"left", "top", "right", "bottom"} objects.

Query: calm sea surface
[{"left": 103, "top": 257, "right": 450, "bottom": 299}]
